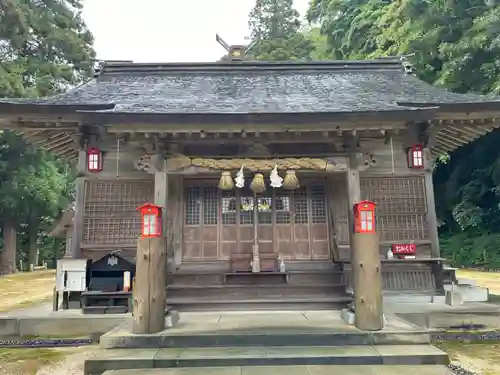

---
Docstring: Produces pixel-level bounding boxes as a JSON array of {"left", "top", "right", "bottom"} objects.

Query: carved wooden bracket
[{"left": 351, "top": 153, "right": 377, "bottom": 171}]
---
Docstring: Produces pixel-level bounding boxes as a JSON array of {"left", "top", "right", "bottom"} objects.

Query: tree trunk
[
  {"left": 28, "top": 217, "right": 38, "bottom": 268},
  {"left": 351, "top": 231, "right": 384, "bottom": 331},
  {"left": 132, "top": 237, "right": 166, "bottom": 334},
  {"left": 0, "top": 223, "right": 17, "bottom": 275}
]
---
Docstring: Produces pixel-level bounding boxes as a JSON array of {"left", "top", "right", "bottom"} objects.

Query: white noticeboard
[{"left": 55, "top": 259, "right": 88, "bottom": 292}]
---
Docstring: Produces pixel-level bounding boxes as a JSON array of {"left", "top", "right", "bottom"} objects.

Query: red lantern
[
  {"left": 87, "top": 147, "right": 103, "bottom": 172},
  {"left": 136, "top": 203, "right": 162, "bottom": 238},
  {"left": 353, "top": 200, "right": 376, "bottom": 234},
  {"left": 407, "top": 145, "right": 424, "bottom": 169}
]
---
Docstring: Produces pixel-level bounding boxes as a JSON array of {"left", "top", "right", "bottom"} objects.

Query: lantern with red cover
[
  {"left": 136, "top": 203, "right": 163, "bottom": 238},
  {"left": 353, "top": 200, "right": 376, "bottom": 233},
  {"left": 87, "top": 147, "right": 103, "bottom": 172},
  {"left": 407, "top": 144, "right": 424, "bottom": 169}
]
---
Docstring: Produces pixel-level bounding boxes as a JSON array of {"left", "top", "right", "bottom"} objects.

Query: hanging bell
[
  {"left": 282, "top": 170, "right": 299, "bottom": 190},
  {"left": 218, "top": 171, "right": 234, "bottom": 190},
  {"left": 250, "top": 173, "right": 266, "bottom": 194}
]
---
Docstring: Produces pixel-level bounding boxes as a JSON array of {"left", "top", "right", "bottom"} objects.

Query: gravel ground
[
  {"left": 447, "top": 364, "right": 477, "bottom": 375},
  {"left": 34, "top": 347, "right": 100, "bottom": 375}
]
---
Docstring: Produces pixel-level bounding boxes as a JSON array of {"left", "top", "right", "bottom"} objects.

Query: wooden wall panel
[
  {"left": 82, "top": 179, "right": 154, "bottom": 246},
  {"left": 360, "top": 176, "right": 429, "bottom": 242}
]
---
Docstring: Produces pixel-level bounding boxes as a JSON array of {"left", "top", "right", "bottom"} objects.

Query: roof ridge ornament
[
  {"left": 216, "top": 34, "right": 259, "bottom": 62},
  {"left": 400, "top": 54, "right": 415, "bottom": 75}
]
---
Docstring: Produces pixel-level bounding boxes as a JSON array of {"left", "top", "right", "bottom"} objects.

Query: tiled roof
[{"left": 2, "top": 59, "right": 498, "bottom": 114}]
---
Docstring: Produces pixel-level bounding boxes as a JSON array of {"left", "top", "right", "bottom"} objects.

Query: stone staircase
[
  {"left": 166, "top": 270, "right": 352, "bottom": 311},
  {"left": 85, "top": 311, "right": 451, "bottom": 375}
]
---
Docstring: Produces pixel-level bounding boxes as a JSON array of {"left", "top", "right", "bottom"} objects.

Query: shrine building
[{"left": 1, "top": 44, "right": 500, "bottom": 310}]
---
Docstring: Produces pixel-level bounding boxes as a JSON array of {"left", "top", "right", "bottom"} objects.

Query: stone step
[
  {"left": 167, "top": 284, "right": 347, "bottom": 299},
  {"left": 100, "top": 328, "right": 431, "bottom": 349},
  {"left": 166, "top": 296, "right": 352, "bottom": 312},
  {"left": 85, "top": 345, "right": 449, "bottom": 375},
  {"left": 168, "top": 271, "right": 345, "bottom": 286},
  {"left": 102, "top": 364, "right": 455, "bottom": 375}
]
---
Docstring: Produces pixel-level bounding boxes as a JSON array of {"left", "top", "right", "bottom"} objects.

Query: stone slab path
[{"left": 102, "top": 365, "right": 454, "bottom": 375}]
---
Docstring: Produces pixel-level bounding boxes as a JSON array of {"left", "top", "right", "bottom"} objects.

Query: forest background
[{"left": 1, "top": 0, "right": 500, "bottom": 273}]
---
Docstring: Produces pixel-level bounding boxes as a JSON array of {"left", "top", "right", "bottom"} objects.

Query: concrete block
[
  {"left": 18, "top": 317, "right": 91, "bottom": 337},
  {"left": 445, "top": 290, "right": 463, "bottom": 306},
  {"left": 340, "top": 309, "right": 355, "bottom": 325},
  {"left": 164, "top": 310, "right": 179, "bottom": 328},
  {"left": 457, "top": 278, "right": 475, "bottom": 287},
  {"left": 460, "top": 286, "right": 489, "bottom": 302},
  {"left": 0, "top": 318, "right": 20, "bottom": 337}
]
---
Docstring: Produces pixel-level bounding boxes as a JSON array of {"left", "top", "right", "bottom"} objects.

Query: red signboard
[{"left": 392, "top": 244, "right": 416, "bottom": 255}]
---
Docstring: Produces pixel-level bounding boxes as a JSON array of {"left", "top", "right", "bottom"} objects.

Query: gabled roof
[
  {"left": 1, "top": 59, "right": 499, "bottom": 115},
  {"left": 2, "top": 58, "right": 500, "bottom": 158}
]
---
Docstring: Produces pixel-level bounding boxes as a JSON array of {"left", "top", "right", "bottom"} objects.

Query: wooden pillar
[
  {"left": 70, "top": 150, "right": 86, "bottom": 258},
  {"left": 347, "top": 155, "right": 384, "bottom": 331},
  {"left": 63, "top": 228, "right": 73, "bottom": 258},
  {"left": 352, "top": 231, "right": 384, "bottom": 331},
  {"left": 132, "top": 237, "right": 166, "bottom": 334},
  {"left": 424, "top": 153, "right": 440, "bottom": 258}
]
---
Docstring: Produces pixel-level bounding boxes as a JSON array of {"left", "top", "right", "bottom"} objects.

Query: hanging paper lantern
[
  {"left": 282, "top": 170, "right": 300, "bottom": 190},
  {"left": 250, "top": 173, "right": 266, "bottom": 194},
  {"left": 218, "top": 171, "right": 234, "bottom": 190}
]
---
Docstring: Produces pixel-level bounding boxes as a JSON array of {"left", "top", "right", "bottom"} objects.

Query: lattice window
[
  {"left": 221, "top": 191, "right": 237, "bottom": 225},
  {"left": 275, "top": 191, "right": 291, "bottom": 224},
  {"left": 203, "top": 187, "right": 219, "bottom": 225},
  {"left": 311, "top": 184, "right": 327, "bottom": 224},
  {"left": 293, "top": 187, "right": 309, "bottom": 224},
  {"left": 239, "top": 186, "right": 255, "bottom": 225},
  {"left": 83, "top": 180, "right": 154, "bottom": 245},
  {"left": 258, "top": 192, "right": 273, "bottom": 224},
  {"left": 185, "top": 187, "right": 201, "bottom": 226},
  {"left": 360, "top": 177, "right": 428, "bottom": 241}
]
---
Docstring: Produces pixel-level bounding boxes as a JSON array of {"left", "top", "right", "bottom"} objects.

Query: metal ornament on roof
[
  {"left": 107, "top": 255, "right": 118, "bottom": 267},
  {"left": 269, "top": 164, "right": 283, "bottom": 188},
  {"left": 234, "top": 165, "right": 245, "bottom": 188}
]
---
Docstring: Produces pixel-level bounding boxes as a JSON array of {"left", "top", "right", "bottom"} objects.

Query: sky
[{"left": 82, "top": 0, "right": 311, "bottom": 63}]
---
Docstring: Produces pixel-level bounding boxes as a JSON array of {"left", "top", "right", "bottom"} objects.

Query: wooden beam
[
  {"left": 70, "top": 150, "right": 86, "bottom": 258},
  {"left": 105, "top": 122, "right": 409, "bottom": 134},
  {"left": 436, "top": 133, "right": 463, "bottom": 147},
  {"left": 439, "top": 128, "right": 473, "bottom": 144}
]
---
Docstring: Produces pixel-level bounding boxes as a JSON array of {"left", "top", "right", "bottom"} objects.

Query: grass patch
[
  {"left": 0, "top": 270, "right": 56, "bottom": 313},
  {"left": 0, "top": 348, "right": 68, "bottom": 375},
  {"left": 437, "top": 341, "right": 500, "bottom": 375},
  {"left": 456, "top": 269, "right": 500, "bottom": 296}
]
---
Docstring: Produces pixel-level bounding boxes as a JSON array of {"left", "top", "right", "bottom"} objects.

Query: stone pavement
[
  {"left": 105, "top": 310, "right": 419, "bottom": 337},
  {"left": 102, "top": 365, "right": 454, "bottom": 374}
]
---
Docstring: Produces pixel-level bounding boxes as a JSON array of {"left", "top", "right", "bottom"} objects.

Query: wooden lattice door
[{"left": 182, "top": 180, "right": 330, "bottom": 263}]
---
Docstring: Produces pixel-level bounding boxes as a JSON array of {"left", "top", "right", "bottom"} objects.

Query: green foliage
[
  {"left": 308, "top": 0, "right": 500, "bottom": 93},
  {"left": 0, "top": 0, "right": 92, "bottom": 270},
  {"left": 248, "top": 0, "right": 315, "bottom": 60},
  {"left": 307, "top": 0, "right": 500, "bottom": 268},
  {"left": 0, "top": 0, "right": 95, "bottom": 97}
]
